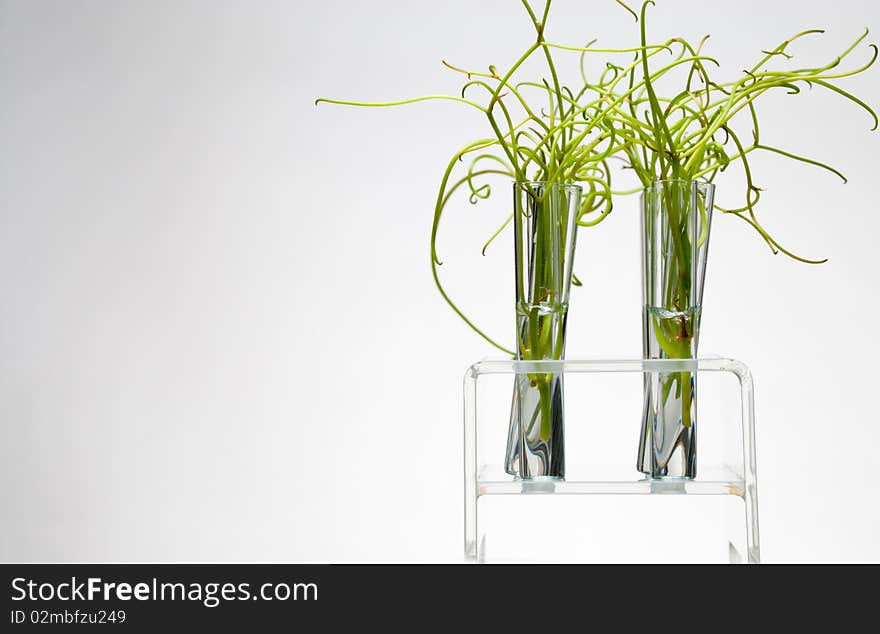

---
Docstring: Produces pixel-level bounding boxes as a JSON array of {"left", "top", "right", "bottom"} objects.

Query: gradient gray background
[{"left": 1, "top": 0, "right": 878, "bottom": 562}]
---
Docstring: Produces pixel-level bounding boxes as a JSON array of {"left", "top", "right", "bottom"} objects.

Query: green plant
[
  {"left": 318, "top": 3, "right": 647, "bottom": 455},
  {"left": 598, "top": 1, "right": 877, "bottom": 450},
  {"left": 319, "top": 0, "right": 877, "bottom": 428}
]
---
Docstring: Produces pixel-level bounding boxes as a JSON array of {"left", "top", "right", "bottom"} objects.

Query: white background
[{"left": 1, "top": 0, "right": 878, "bottom": 562}]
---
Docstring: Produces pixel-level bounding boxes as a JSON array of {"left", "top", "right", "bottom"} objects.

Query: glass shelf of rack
[{"left": 464, "top": 357, "right": 760, "bottom": 564}]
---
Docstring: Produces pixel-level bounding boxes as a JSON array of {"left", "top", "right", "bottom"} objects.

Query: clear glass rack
[{"left": 463, "top": 357, "right": 760, "bottom": 563}]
